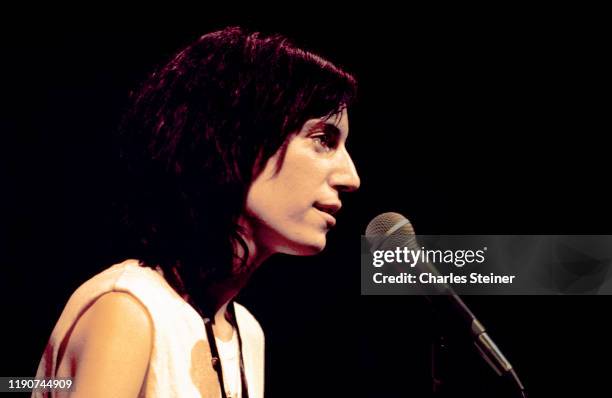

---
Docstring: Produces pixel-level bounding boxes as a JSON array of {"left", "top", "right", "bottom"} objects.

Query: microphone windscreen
[{"left": 365, "top": 212, "right": 417, "bottom": 251}]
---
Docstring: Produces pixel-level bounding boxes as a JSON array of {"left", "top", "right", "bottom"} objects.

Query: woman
[{"left": 34, "top": 26, "right": 360, "bottom": 398}]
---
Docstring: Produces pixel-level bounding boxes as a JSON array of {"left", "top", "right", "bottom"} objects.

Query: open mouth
[{"left": 313, "top": 203, "right": 340, "bottom": 227}]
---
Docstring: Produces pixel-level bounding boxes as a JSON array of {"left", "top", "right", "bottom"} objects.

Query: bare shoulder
[
  {"left": 71, "top": 291, "right": 153, "bottom": 345},
  {"left": 59, "top": 291, "right": 153, "bottom": 398}
]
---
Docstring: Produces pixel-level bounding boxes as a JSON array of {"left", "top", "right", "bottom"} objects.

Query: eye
[{"left": 311, "top": 131, "right": 339, "bottom": 153}]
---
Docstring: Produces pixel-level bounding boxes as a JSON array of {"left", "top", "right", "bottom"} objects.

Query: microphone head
[{"left": 365, "top": 212, "right": 417, "bottom": 251}]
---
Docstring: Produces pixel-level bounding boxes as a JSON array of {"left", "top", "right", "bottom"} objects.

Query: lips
[{"left": 314, "top": 202, "right": 341, "bottom": 227}]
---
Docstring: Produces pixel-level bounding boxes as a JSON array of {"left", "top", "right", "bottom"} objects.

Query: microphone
[{"left": 366, "top": 212, "right": 527, "bottom": 397}]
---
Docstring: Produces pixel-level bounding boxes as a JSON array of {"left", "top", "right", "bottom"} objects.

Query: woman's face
[{"left": 242, "top": 108, "right": 360, "bottom": 256}]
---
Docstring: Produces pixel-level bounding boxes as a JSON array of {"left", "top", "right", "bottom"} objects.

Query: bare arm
[{"left": 59, "top": 292, "right": 153, "bottom": 398}]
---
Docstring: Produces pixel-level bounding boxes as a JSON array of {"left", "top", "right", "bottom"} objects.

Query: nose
[{"left": 329, "top": 146, "right": 361, "bottom": 193}]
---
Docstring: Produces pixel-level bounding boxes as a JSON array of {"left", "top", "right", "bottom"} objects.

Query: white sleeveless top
[
  {"left": 33, "top": 259, "right": 264, "bottom": 398},
  {"left": 216, "top": 330, "right": 242, "bottom": 397}
]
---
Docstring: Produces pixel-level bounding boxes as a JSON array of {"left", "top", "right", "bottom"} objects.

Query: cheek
[
  {"left": 248, "top": 180, "right": 308, "bottom": 221},
  {"left": 277, "top": 150, "right": 327, "bottom": 193},
  {"left": 246, "top": 180, "right": 314, "bottom": 235},
  {"left": 264, "top": 160, "right": 317, "bottom": 203},
  {"left": 246, "top": 175, "right": 299, "bottom": 223},
  {"left": 245, "top": 142, "right": 328, "bottom": 224}
]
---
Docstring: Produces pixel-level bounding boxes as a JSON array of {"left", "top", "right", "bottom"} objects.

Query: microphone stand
[
  {"left": 431, "top": 313, "right": 450, "bottom": 397},
  {"left": 428, "top": 296, "right": 528, "bottom": 398}
]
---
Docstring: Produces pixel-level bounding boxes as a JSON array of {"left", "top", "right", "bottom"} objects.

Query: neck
[
  {"left": 211, "top": 300, "right": 234, "bottom": 341},
  {"left": 207, "top": 224, "right": 272, "bottom": 340}
]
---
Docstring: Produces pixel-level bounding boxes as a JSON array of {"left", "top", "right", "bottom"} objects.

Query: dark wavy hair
[{"left": 116, "top": 27, "right": 357, "bottom": 304}]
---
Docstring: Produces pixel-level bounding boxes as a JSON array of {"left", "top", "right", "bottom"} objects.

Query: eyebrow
[{"left": 308, "top": 121, "right": 344, "bottom": 138}]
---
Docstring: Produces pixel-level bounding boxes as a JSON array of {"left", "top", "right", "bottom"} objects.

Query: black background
[{"left": 2, "top": 9, "right": 610, "bottom": 397}]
